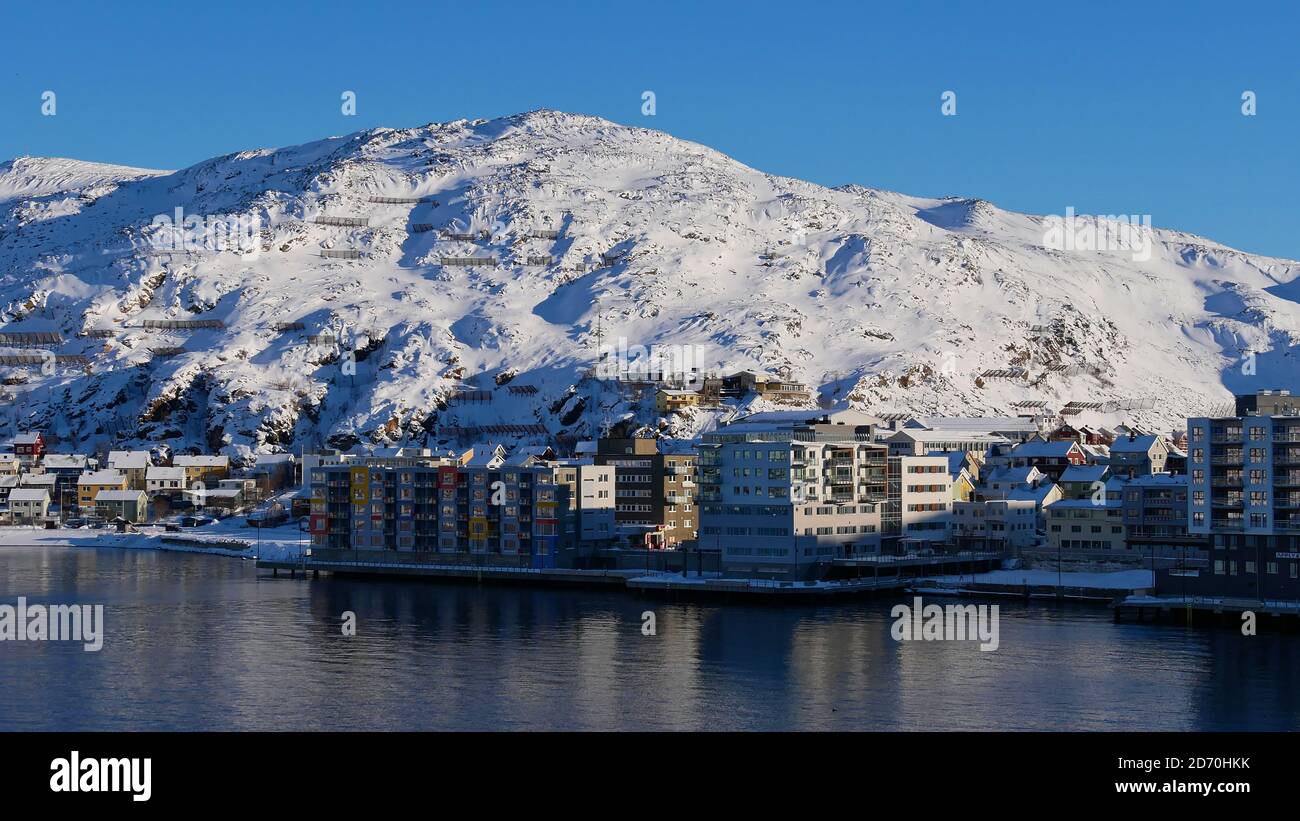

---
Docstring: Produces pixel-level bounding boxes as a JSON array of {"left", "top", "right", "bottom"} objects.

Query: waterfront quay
[
  {"left": 257, "top": 548, "right": 1002, "bottom": 600},
  {"left": 1115, "top": 595, "right": 1300, "bottom": 628}
]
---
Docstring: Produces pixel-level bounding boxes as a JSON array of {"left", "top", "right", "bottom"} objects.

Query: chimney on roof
[{"left": 1129, "top": 430, "right": 1136, "bottom": 442}]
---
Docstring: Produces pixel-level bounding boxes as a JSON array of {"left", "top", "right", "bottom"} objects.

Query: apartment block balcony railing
[
  {"left": 1210, "top": 432, "right": 1243, "bottom": 443},
  {"left": 1211, "top": 477, "right": 1244, "bottom": 487},
  {"left": 1211, "top": 455, "right": 1244, "bottom": 465}
]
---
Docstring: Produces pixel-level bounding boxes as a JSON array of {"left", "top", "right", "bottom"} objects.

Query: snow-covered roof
[
  {"left": 95, "top": 489, "right": 144, "bottom": 501},
  {"left": 1008, "top": 483, "right": 1062, "bottom": 505},
  {"left": 659, "top": 439, "right": 698, "bottom": 455},
  {"left": 43, "top": 454, "right": 88, "bottom": 469},
  {"left": 1059, "top": 465, "right": 1108, "bottom": 484},
  {"left": 910, "top": 416, "right": 1040, "bottom": 432},
  {"left": 108, "top": 450, "right": 151, "bottom": 469},
  {"left": 985, "top": 466, "right": 1039, "bottom": 485},
  {"left": 1009, "top": 440, "right": 1079, "bottom": 458},
  {"left": 889, "top": 429, "right": 1006, "bottom": 443},
  {"left": 1110, "top": 434, "right": 1162, "bottom": 454},
  {"left": 172, "top": 455, "right": 228, "bottom": 467},
  {"left": 8, "top": 488, "right": 50, "bottom": 502},
  {"left": 78, "top": 469, "right": 125, "bottom": 485},
  {"left": 147, "top": 466, "right": 186, "bottom": 481},
  {"left": 255, "top": 453, "right": 295, "bottom": 465},
  {"left": 201, "top": 488, "right": 244, "bottom": 499}
]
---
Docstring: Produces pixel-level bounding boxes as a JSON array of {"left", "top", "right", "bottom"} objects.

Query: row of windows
[{"left": 1215, "top": 560, "right": 1299, "bottom": 577}]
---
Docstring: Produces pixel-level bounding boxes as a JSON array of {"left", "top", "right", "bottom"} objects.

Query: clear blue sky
[{"left": 3, "top": 0, "right": 1298, "bottom": 258}]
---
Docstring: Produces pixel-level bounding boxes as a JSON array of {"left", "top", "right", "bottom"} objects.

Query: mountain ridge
[{"left": 1, "top": 109, "right": 1297, "bottom": 460}]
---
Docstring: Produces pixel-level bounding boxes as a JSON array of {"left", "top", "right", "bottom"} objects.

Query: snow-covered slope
[{"left": 1, "top": 109, "right": 1297, "bottom": 460}]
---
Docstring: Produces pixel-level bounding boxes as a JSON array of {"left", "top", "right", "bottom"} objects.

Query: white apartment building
[
  {"left": 952, "top": 499, "right": 1038, "bottom": 550},
  {"left": 548, "top": 459, "right": 616, "bottom": 546},
  {"left": 698, "top": 410, "right": 887, "bottom": 578},
  {"left": 891, "top": 454, "right": 954, "bottom": 548}
]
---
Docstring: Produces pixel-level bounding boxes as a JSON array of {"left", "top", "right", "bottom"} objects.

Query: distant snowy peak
[
  {"left": 0, "top": 109, "right": 1297, "bottom": 461},
  {"left": 0, "top": 156, "right": 168, "bottom": 202}
]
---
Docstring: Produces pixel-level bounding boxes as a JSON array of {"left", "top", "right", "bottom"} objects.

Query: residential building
[
  {"left": 77, "top": 469, "right": 128, "bottom": 509},
  {"left": 1108, "top": 433, "right": 1170, "bottom": 478},
  {"left": 107, "top": 450, "right": 152, "bottom": 490},
  {"left": 1046, "top": 497, "right": 1127, "bottom": 554},
  {"left": 41, "top": 454, "right": 92, "bottom": 504},
  {"left": 19, "top": 473, "right": 56, "bottom": 495},
  {"left": 9, "top": 432, "right": 44, "bottom": 464},
  {"left": 1121, "top": 473, "right": 1207, "bottom": 564},
  {"left": 1235, "top": 388, "right": 1300, "bottom": 417},
  {"left": 594, "top": 432, "right": 697, "bottom": 547},
  {"left": 656, "top": 388, "right": 702, "bottom": 413},
  {"left": 535, "top": 457, "right": 616, "bottom": 549},
  {"left": 980, "top": 465, "right": 1045, "bottom": 499},
  {"left": 697, "top": 409, "right": 887, "bottom": 577},
  {"left": 952, "top": 499, "right": 1038, "bottom": 551},
  {"left": 1177, "top": 399, "right": 1300, "bottom": 599},
  {"left": 996, "top": 439, "right": 1086, "bottom": 482},
  {"left": 8, "top": 488, "right": 50, "bottom": 524},
  {"left": 889, "top": 454, "right": 953, "bottom": 549},
  {"left": 95, "top": 489, "right": 149, "bottom": 523},
  {"left": 146, "top": 466, "right": 187, "bottom": 495},
  {"left": 308, "top": 448, "right": 604, "bottom": 568},
  {"left": 721, "top": 371, "right": 812, "bottom": 403},
  {"left": 0, "top": 474, "right": 18, "bottom": 504},
  {"left": 0, "top": 454, "right": 19, "bottom": 475},
  {"left": 251, "top": 452, "right": 296, "bottom": 493},
  {"left": 171, "top": 454, "right": 230, "bottom": 485},
  {"left": 1057, "top": 464, "right": 1110, "bottom": 500}
]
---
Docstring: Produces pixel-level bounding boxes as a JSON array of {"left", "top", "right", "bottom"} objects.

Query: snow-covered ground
[
  {"left": 0, "top": 518, "right": 306, "bottom": 562},
  {"left": 2, "top": 108, "right": 1298, "bottom": 459}
]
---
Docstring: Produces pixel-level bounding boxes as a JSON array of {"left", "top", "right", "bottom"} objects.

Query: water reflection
[{"left": 1, "top": 546, "right": 1297, "bottom": 730}]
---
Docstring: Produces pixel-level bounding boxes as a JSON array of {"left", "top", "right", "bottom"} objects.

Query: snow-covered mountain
[{"left": 2, "top": 109, "right": 1298, "bottom": 460}]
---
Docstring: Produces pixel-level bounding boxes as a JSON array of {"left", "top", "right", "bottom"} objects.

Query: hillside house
[
  {"left": 107, "top": 450, "right": 152, "bottom": 490},
  {"left": 171, "top": 454, "right": 230, "bottom": 485},
  {"left": 8, "top": 432, "right": 44, "bottom": 464},
  {"left": 1108, "top": 433, "right": 1169, "bottom": 478},
  {"left": 8, "top": 487, "right": 50, "bottom": 524},
  {"left": 95, "top": 489, "right": 149, "bottom": 524},
  {"left": 146, "top": 466, "right": 187, "bottom": 496},
  {"left": 77, "top": 469, "right": 128, "bottom": 509},
  {"left": 656, "top": 388, "right": 702, "bottom": 413}
]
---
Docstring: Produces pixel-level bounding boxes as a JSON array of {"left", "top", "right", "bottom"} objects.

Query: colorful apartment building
[{"left": 310, "top": 448, "right": 614, "bottom": 568}]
